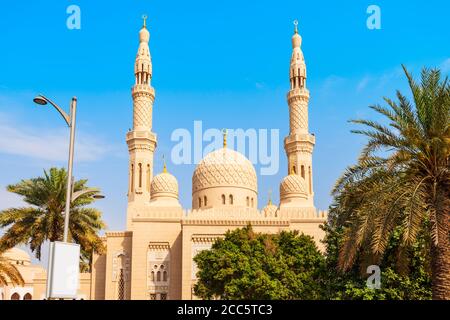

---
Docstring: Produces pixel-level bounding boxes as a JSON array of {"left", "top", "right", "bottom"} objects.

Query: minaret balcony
[
  {"left": 287, "top": 88, "right": 309, "bottom": 102},
  {"left": 132, "top": 85, "right": 155, "bottom": 96}
]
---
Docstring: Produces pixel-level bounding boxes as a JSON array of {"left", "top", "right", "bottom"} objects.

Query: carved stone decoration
[
  {"left": 147, "top": 242, "right": 170, "bottom": 300},
  {"left": 192, "top": 148, "right": 257, "bottom": 191}
]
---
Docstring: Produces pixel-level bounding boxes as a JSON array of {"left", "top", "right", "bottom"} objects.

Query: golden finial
[
  {"left": 162, "top": 155, "right": 167, "bottom": 173},
  {"left": 293, "top": 19, "right": 298, "bottom": 34},
  {"left": 142, "top": 14, "right": 148, "bottom": 28},
  {"left": 268, "top": 189, "right": 273, "bottom": 205},
  {"left": 222, "top": 128, "right": 228, "bottom": 148}
]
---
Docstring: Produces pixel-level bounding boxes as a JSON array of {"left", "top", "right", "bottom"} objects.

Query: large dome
[
  {"left": 193, "top": 148, "right": 257, "bottom": 192},
  {"left": 192, "top": 147, "right": 257, "bottom": 209}
]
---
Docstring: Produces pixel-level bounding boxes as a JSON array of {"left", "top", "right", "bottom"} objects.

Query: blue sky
[{"left": 0, "top": 1, "right": 449, "bottom": 263}]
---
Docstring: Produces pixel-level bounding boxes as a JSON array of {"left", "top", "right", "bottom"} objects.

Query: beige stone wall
[
  {"left": 91, "top": 250, "right": 106, "bottom": 300},
  {"left": 103, "top": 231, "right": 133, "bottom": 300},
  {"left": 129, "top": 219, "right": 182, "bottom": 300}
]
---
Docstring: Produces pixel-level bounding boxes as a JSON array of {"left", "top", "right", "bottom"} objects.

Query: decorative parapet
[
  {"left": 278, "top": 207, "right": 328, "bottom": 220},
  {"left": 105, "top": 231, "right": 133, "bottom": 238},
  {"left": 183, "top": 219, "right": 290, "bottom": 226},
  {"left": 148, "top": 242, "right": 170, "bottom": 250},
  {"left": 191, "top": 234, "right": 224, "bottom": 244},
  {"left": 132, "top": 206, "right": 183, "bottom": 220},
  {"left": 181, "top": 206, "right": 327, "bottom": 225},
  {"left": 184, "top": 207, "right": 262, "bottom": 219}
]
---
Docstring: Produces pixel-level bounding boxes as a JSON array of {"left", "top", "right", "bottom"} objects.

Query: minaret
[
  {"left": 126, "top": 16, "right": 157, "bottom": 209},
  {"left": 283, "top": 20, "right": 315, "bottom": 205}
]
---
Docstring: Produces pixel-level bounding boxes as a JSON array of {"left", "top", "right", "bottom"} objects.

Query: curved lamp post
[{"left": 33, "top": 95, "right": 77, "bottom": 243}]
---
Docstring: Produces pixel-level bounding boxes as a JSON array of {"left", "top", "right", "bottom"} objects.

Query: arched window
[
  {"left": 198, "top": 197, "right": 202, "bottom": 208},
  {"left": 131, "top": 164, "right": 134, "bottom": 192},
  {"left": 222, "top": 194, "right": 226, "bottom": 205},
  {"left": 301, "top": 165, "right": 305, "bottom": 178},
  {"left": 251, "top": 198, "right": 254, "bottom": 208},
  {"left": 10, "top": 293, "right": 20, "bottom": 300},
  {"left": 150, "top": 271, "right": 155, "bottom": 281},
  {"left": 246, "top": 197, "right": 249, "bottom": 206},
  {"left": 157, "top": 271, "right": 161, "bottom": 282},
  {"left": 292, "top": 165, "right": 297, "bottom": 174},
  {"left": 204, "top": 196, "right": 207, "bottom": 207},
  {"left": 146, "top": 164, "right": 151, "bottom": 192},
  {"left": 163, "top": 271, "right": 167, "bottom": 282},
  {"left": 138, "top": 163, "right": 143, "bottom": 188},
  {"left": 229, "top": 195, "right": 234, "bottom": 205},
  {"left": 23, "top": 293, "right": 32, "bottom": 300}
]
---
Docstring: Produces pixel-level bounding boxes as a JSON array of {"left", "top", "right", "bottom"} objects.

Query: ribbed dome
[
  {"left": 192, "top": 148, "right": 257, "bottom": 193},
  {"left": 280, "top": 174, "right": 308, "bottom": 200},
  {"left": 151, "top": 171, "right": 178, "bottom": 199},
  {"left": 2, "top": 247, "right": 31, "bottom": 264}
]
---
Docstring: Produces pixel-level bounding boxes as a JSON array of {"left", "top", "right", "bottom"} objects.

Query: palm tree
[
  {"left": 333, "top": 66, "right": 449, "bottom": 299},
  {"left": 0, "top": 251, "right": 24, "bottom": 286},
  {"left": 0, "top": 167, "right": 106, "bottom": 266}
]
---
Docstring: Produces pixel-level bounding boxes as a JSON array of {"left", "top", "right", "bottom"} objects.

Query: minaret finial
[
  {"left": 222, "top": 129, "right": 228, "bottom": 148},
  {"left": 162, "top": 154, "right": 167, "bottom": 173},
  {"left": 293, "top": 19, "right": 298, "bottom": 34},
  {"left": 268, "top": 189, "right": 273, "bottom": 205},
  {"left": 142, "top": 14, "right": 148, "bottom": 28}
]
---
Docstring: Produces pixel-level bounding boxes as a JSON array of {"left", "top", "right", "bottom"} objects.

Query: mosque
[{"left": 0, "top": 19, "right": 327, "bottom": 300}]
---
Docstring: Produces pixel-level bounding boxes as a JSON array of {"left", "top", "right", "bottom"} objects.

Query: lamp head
[
  {"left": 93, "top": 194, "right": 105, "bottom": 199},
  {"left": 33, "top": 95, "right": 48, "bottom": 106}
]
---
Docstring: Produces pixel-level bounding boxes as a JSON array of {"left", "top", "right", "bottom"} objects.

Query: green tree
[
  {"left": 193, "top": 225, "right": 325, "bottom": 300},
  {"left": 0, "top": 167, "right": 106, "bottom": 269},
  {"left": 333, "top": 66, "right": 449, "bottom": 299},
  {"left": 0, "top": 251, "right": 24, "bottom": 286},
  {"left": 321, "top": 210, "right": 431, "bottom": 300}
]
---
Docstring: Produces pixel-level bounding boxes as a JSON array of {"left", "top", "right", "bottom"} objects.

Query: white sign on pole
[{"left": 46, "top": 241, "right": 80, "bottom": 299}]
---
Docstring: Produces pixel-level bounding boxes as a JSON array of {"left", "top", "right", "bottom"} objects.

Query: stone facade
[
  {"left": 0, "top": 20, "right": 328, "bottom": 300},
  {"left": 88, "top": 20, "right": 328, "bottom": 301}
]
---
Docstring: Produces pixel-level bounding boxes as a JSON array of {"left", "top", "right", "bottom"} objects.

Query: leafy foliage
[
  {"left": 193, "top": 225, "right": 325, "bottom": 300},
  {"left": 332, "top": 66, "right": 449, "bottom": 299},
  {"left": 0, "top": 167, "right": 106, "bottom": 269},
  {"left": 321, "top": 214, "right": 432, "bottom": 300},
  {"left": 0, "top": 251, "right": 24, "bottom": 286}
]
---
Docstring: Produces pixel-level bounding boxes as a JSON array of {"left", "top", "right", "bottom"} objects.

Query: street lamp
[
  {"left": 72, "top": 188, "right": 105, "bottom": 203},
  {"left": 33, "top": 94, "right": 77, "bottom": 243}
]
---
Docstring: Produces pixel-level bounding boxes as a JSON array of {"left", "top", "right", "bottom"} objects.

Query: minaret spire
[
  {"left": 281, "top": 20, "right": 315, "bottom": 207},
  {"left": 142, "top": 14, "right": 147, "bottom": 28},
  {"left": 126, "top": 18, "right": 158, "bottom": 226},
  {"left": 293, "top": 19, "right": 298, "bottom": 34}
]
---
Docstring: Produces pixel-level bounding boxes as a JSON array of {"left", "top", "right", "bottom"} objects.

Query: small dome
[
  {"left": 151, "top": 171, "right": 178, "bottom": 199},
  {"left": 263, "top": 202, "right": 279, "bottom": 217},
  {"left": 2, "top": 247, "right": 31, "bottom": 265},
  {"left": 193, "top": 148, "right": 257, "bottom": 193},
  {"left": 280, "top": 174, "right": 308, "bottom": 200}
]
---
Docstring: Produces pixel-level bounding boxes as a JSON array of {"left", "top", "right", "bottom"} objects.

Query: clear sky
[{"left": 0, "top": 1, "right": 449, "bottom": 263}]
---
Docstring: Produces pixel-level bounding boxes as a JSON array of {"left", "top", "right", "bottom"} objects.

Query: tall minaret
[
  {"left": 126, "top": 16, "right": 157, "bottom": 210},
  {"left": 283, "top": 20, "right": 315, "bottom": 204}
]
